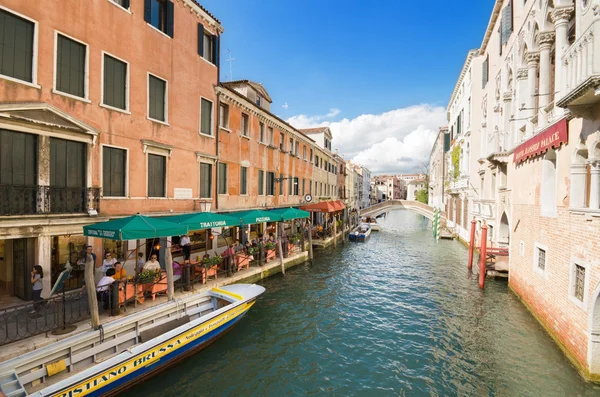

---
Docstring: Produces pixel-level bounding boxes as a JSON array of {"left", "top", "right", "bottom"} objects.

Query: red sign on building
[{"left": 513, "top": 118, "right": 568, "bottom": 164}]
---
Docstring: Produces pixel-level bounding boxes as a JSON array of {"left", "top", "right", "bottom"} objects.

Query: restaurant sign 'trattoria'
[{"left": 513, "top": 117, "right": 568, "bottom": 164}]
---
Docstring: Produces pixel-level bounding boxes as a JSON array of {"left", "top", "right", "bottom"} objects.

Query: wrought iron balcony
[
  {"left": 0, "top": 185, "right": 100, "bottom": 216},
  {"left": 558, "top": 19, "right": 600, "bottom": 110}
]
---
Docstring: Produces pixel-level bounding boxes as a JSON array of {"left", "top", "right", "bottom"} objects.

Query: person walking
[
  {"left": 180, "top": 234, "right": 191, "bottom": 261},
  {"left": 30, "top": 265, "right": 44, "bottom": 315}
]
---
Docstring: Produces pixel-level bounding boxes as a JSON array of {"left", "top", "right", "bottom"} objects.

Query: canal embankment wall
[{"left": 0, "top": 252, "right": 309, "bottom": 363}]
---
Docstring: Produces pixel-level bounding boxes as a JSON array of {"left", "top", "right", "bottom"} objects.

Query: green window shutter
[
  {"left": 218, "top": 163, "right": 227, "bottom": 194},
  {"left": 0, "top": 131, "right": 37, "bottom": 186},
  {"left": 288, "top": 175, "right": 292, "bottom": 195},
  {"left": 148, "top": 154, "right": 165, "bottom": 197},
  {"left": 144, "top": 0, "right": 152, "bottom": 23},
  {"left": 166, "top": 0, "right": 174, "bottom": 38},
  {"left": 240, "top": 167, "right": 248, "bottom": 195},
  {"left": 197, "top": 23, "right": 204, "bottom": 56},
  {"left": 258, "top": 170, "right": 264, "bottom": 195},
  {"left": 212, "top": 35, "right": 219, "bottom": 67},
  {"left": 0, "top": 10, "right": 34, "bottom": 82},
  {"left": 200, "top": 98, "right": 212, "bottom": 135},
  {"left": 149, "top": 75, "right": 166, "bottom": 121},
  {"left": 103, "top": 55, "right": 127, "bottom": 110},
  {"left": 200, "top": 163, "right": 212, "bottom": 198},
  {"left": 56, "top": 35, "right": 85, "bottom": 98},
  {"left": 103, "top": 147, "right": 126, "bottom": 197}
]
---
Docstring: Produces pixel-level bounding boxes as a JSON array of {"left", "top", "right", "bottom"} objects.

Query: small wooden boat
[
  {"left": 349, "top": 223, "right": 371, "bottom": 241},
  {"left": 361, "top": 216, "right": 381, "bottom": 231},
  {"left": 0, "top": 284, "right": 265, "bottom": 397}
]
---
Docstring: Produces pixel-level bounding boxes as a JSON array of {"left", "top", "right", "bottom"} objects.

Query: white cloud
[
  {"left": 287, "top": 108, "right": 341, "bottom": 127},
  {"left": 287, "top": 105, "right": 446, "bottom": 174}
]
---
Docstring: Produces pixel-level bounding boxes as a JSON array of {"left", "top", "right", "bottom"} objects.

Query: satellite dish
[{"left": 304, "top": 194, "right": 312, "bottom": 202}]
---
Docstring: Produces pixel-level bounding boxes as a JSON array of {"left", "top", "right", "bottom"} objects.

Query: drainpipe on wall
[{"left": 214, "top": 32, "right": 221, "bottom": 211}]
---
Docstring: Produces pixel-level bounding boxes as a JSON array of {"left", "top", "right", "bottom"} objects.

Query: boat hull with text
[{"left": 0, "top": 284, "right": 265, "bottom": 397}]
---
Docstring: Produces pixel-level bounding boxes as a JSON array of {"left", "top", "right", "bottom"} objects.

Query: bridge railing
[{"left": 361, "top": 200, "right": 447, "bottom": 223}]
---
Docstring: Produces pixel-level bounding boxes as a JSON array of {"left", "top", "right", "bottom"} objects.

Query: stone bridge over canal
[{"left": 360, "top": 200, "right": 447, "bottom": 226}]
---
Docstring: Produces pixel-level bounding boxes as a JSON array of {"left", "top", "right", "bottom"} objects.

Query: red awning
[
  {"left": 332, "top": 200, "right": 346, "bottom": 211},
  {"left": 513, "top": 117, "right": 568, "bottom": 164},
  {"left": 300, "top": 201, "right": 345, "bottom": 212}
]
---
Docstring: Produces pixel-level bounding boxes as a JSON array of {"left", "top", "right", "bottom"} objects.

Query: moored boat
[
  {"left": 361, "top": 216, "right": 381, "bottom": 231},
  {"left": 349, "top": 223, "right": 371, "bottom": 241},
  {"left": 0, "top": 284, "right": 265, "bottom": 397}
]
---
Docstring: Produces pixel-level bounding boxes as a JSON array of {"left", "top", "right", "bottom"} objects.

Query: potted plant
[
  {"left": 137, "top": 270, "right": 158, "bottom": 284},
  {"left": 265, "top": 241, "right": 276, "bottom": 261}
]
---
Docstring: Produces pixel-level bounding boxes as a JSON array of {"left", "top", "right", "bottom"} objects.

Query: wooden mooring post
[
  {"left": 468, "top": 217, "right": 476, "bottom": 271},
  {"left": 478, "top": 221, "right": 488, "bottom": 289}
]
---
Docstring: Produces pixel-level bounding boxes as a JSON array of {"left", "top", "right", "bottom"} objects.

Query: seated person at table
[
  {"left": 137, "top": 253, "right": 145, "bottom": 273},
  {"left": 234, "top": 240, "right": 244, "bottom": 253},
  {"left": 143, "top": 254, "right": 161, "bottom": 272},
  {"left": 113, "top": 262, "right": 127, "bottom": 281},
  {"left": 172, "top": 261, "right": 182, "bottom": 282},
  {"left": 96, "top": 268, "right": 116, "bottom": 310}
]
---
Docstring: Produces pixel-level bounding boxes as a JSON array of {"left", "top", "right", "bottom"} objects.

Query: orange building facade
[
  {"left": 0, "top": 0, "right": 222, "bottom": 299},
  {"left": 0, "top": 0, "right": 346, "bottom": 303}
]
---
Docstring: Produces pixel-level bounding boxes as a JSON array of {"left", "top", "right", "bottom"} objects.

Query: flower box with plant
[
  {"left": 202, "top": 255, "right": 222, "bottom": 269},
  {"left": 291, "top": 233, "right": 302, "bottom": 245},
  {"left": 137, "top": 270, "right": 159, "bottom": 284},
  {"left": 265, "top": 242, "right": 276, "bottom": 261}
]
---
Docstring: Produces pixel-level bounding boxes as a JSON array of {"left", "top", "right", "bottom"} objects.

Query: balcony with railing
[
  {"left": 0, "top": 186, "right": 100, "bottom": 216},
  {"left": 472, "top": 199, "right": 495, "bottom": 220},
  {"left": 447, "top": 176, "right": 469, "bottom": 192},
  {"left": 558, "top": 19, "right": 600, "bottom": 109}
]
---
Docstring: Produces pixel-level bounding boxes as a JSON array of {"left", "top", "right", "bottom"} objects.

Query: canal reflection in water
[{"left": 130, "top": 210, "right": 600, "bottom": 396}]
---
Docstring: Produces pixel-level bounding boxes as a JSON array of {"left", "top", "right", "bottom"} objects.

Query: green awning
[
  {"left": 163, "top": 212, "right": 239, "bottom": 231},
  {"left": 83, "top": 215, "right": 188, "bottom": 241},
  {"left": 268, "top": 207, "right": 310, "bottom": 221},
  {"left": 228, "top": 209, "right": 280, "bottom": 225}
]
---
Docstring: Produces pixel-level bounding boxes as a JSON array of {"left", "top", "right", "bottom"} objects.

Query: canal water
[{"left": 130, "top": 210, "right": 600, "bottom": 396}]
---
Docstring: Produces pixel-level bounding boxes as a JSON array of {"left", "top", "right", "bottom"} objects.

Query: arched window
[{"left": 541, "top": 149, "right": 557, "bottom": 216}]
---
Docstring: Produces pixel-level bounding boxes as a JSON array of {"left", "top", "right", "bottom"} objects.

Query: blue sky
[{"left": 201, "top": 0, "right": 495, "bottom": 173}]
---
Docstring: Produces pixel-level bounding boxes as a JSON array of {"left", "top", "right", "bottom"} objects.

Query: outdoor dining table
[
  {"left": 191, "top": 261, "right": 218, "bottom": 284},
  {"left": 118, "top": 272, "right": 168, "bottom": 306},
  {"left": 235, "top": 253, "right": 251, "bottom": 271}
]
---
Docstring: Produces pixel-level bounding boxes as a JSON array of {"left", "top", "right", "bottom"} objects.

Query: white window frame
[
  {"left": 240, "top": 166, "right": 249, "bottom": 196},
  {"left": 100, "top": 51, "right": 130, "bottom": 114},
  {"left": 258, "top": 169, "right": 265, "bottom": 196},
  {"left": 100, "top": 144, "right": 130, "bottom": 198},
  {"left": 0, "top": 5, "right": 40, "bottom": 89},
  {"left": 199, "top": 96, "right": 214, "bottom": 137},
  {"left": 219, "top": 103, "right": 230, "bottom": 130},
  {"left": 199, "top": 160, "right": 213, "bottom": 199},
  {"left": 144, "top": 147, "right": 169, "bottom": 199},
  {"left": 569, "top": 258, "right": 589, "bottom": 310},
  {"left": 107, "top": 0, "right": 132, "bottom": 13},
  {"left": 241, "top": 113, "right": 250, "bottom": 137},
  {"left": 146, "top": 72, "right": 169, "bottom": 125},
  {"left": 259, "top": 122, "right": 265, "bottom": 143},
  {"left": 533, "top": 242, "right": 548, "bottom": 276},
  {"left": 218, "top": 162, "right": 228, "bottom": 195},
  {"left": 53, "top": 30, "right": 91, "bottom": 103}
]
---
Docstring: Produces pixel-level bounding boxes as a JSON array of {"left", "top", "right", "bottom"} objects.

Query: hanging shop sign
[{"left": 513, "top": 118, "right": 568, "bottom": 164}]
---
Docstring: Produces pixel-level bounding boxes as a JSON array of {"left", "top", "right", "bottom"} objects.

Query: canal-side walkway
[{"left": 0, "top": 251, "right": 308, "bottom": 362}]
